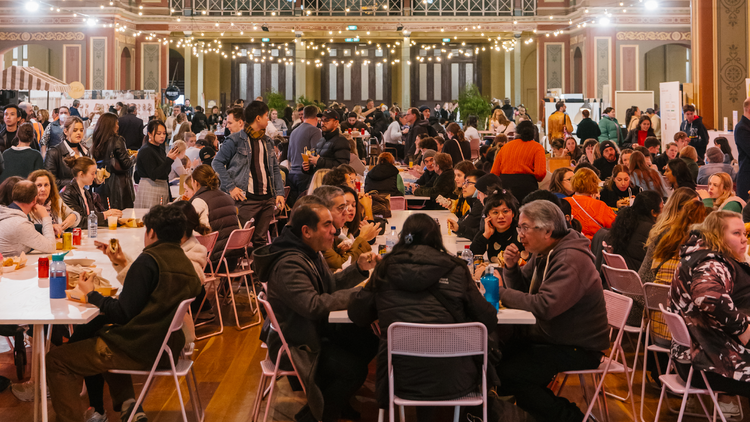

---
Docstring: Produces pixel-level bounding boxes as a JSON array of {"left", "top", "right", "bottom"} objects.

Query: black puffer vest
[{"left": 190, "top": 187, "right": 239, "bottom": 263}]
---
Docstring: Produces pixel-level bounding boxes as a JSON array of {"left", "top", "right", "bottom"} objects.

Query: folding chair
[
  {"left": 556, "top": 290, "right": 638, "bottom": 422},
  {"left": 600, "top": 264, "right": 646, "bottom": 401},
  {"left": 655, "top": 305, "right": 730, "bottom": 422},
  {"left": 602, "top": 250, "right": 628, "bottom": 270},
  {"left": 389, "top": 196, "right": 406, "bottom": 211},
  {"left": 110, "top": 298, "right": 204, "bottom": 422},
  {"left": 193, "top": 231, "right": 225, "bottom": 341},
  {"left": 387, "top": 322, "right": 488, "bottom": 422},
  {"left": 251, "top": 292, "right": 307, "bottom": 422},
  {"left": 214, "top": 227, "right": 262, "bottom": 330}
]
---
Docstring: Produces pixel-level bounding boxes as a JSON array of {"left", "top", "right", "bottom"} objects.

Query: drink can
[
  {"left": 378, "top": 244, "right": 387, "bottom": 256},
  {"left": 473, "top": 255, "right": 484, "bottom": 268},
  {"left": 72, "top": 228, "right": 82, "bottom": 246},
  {"left": 355, "top": 180, "right": 361, "bottom": 192},
  {"left": 62, "top": 232, "right": 73, "bottom": 250},
  {"left": 38, "top": 256, "right": 49, "bottom": 278}
]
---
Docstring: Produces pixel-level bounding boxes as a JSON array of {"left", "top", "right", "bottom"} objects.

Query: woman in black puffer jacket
[
  {"left": 348, "top": 214, "right": 497, "bottom": 421},
  {"left": 364, "top": 152, "right": 404, "bottom": 197}
]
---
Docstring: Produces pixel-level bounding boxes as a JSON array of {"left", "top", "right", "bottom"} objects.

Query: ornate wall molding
[
  {"left": 716, "top": 0, "right": 747, "bottom": 116},
  {"left": 613, "top": 16, "right": 690, "bottom": 25},
  {"left": 116, "top": 33, "right": 136, "bottom": 45},
  {"left": 616, "top": 31, "right": 691, "bottom": 41},
  {"left": 0, "top": 31, "right": 85, "bottom": 42},
  {"left": 90, "top": 37, "right": 107, "bottom": 90},
  {"left": 570, "top": 34, "right": 584, "bottom": 46}
]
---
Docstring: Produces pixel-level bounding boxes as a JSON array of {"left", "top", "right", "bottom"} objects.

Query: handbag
[{"left": 369, "top": 191, "right": 392, "bottom": 219}]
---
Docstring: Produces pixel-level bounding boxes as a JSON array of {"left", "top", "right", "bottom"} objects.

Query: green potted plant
[
  {"left": 264, "top": 90, "right": 289, "bottom": 114},
  {"left": 297, "top": 95, "right": 327, "bottom": 111},
  {"left": 457, "top": 84, "right": 492, "bottom": 130}
]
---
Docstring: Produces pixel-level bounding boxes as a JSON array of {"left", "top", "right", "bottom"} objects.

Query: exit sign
[
  {"left": 345, "top": 37, "right": 360, "bottom": 42},
  {"left": 347, "top": 25, "right": 358, "bottom": 30},
  {"left": 442, "top": 38, "right": 451, "bottom": 42},
  {"left": 261, "top": 38, "right": 270, "bottom": 42}
]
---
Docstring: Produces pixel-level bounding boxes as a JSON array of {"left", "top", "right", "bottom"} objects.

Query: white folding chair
[
  {"left": 387, "top": 322, "right": 488, "bottom": 422},
  {"left": 193, "top": 231, "right": 225, "bottom": 341},
  {"left": 655, "top": 304, "right": 729, "bottom": 422},
  {"left": 556, "top": 290, "right": 638, "bottom": 422},
  {"left": 600, "top": 264, "right": 646, "bottom": 401},
  {"left": 251, "top": 292, "right": 307, "bottom": 422},
  {"left": 110, "top": 298, "right": 204, "bottom": 422},
  {"left": 214, "top": 227, "right": 262, "bottom": 330},
  {"left": 602, "top": 250, "right": 628, "bottom": 270}
]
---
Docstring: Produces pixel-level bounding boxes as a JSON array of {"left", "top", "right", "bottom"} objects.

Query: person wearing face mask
[
  {"left": 41, "top": 106, "right": 70, "bottom": 156},
  {"left": 134, "top": 120, "right": 180, "bottom": 208},
  {"left": 447, "top": 170, "right": 485, "bottom": 240},
  {"left": 61, "top": 157, "right": 123, "bottom": 228},
  {"left": 44, "top": 116, "right": 91, "bottom": 188}
]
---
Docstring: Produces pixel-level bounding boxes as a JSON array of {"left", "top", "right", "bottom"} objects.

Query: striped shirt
[
  {"left": 490, "top": 138, "right": 547, "bottom": 182},
  {"left": 246, "top": 132, "right": 269, "bottom": 197}
]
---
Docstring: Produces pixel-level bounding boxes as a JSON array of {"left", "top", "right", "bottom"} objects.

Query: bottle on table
[
  {"left": 461, "top": 245, "right": 474, "bottom": 271},
  {"left": 49, "top": 253, "right": 67, "bottom": 299},
  {"left": 386, "top": 226, "right": 397, "bottom": 253},
  {"left": 480, "top": 265, "right": 500, "bottom": 311},
  {"left": 88, "top": 210, "right": 98, "bottom": 239}
]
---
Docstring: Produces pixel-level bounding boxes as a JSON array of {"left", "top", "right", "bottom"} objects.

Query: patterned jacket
[{"left": 670, "top": 235, "right": 750, "bottom": 381}]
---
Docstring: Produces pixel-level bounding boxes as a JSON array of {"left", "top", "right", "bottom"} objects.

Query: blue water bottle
[
  {"left": 49, "top": 252, "right": 67, "bottom": 299},
  {"left": 480, "top": 265, "right": 500, "bottom": 311}
]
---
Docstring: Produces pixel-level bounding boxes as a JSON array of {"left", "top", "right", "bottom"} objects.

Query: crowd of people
[{"left": 0, "top": 93, "right": 749, "bottom": 422}]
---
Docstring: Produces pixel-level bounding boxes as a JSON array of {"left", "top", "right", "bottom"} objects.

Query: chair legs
[
  {"left": 194, "top": 279, "right": 225, "bottom": 341},
  {"left": 226, "top": 273, "right": 262, "bottom": 330}
]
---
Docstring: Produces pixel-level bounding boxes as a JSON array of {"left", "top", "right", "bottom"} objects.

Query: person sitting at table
[
  {"left": 697, "top": 147, "right": 736, "bottom": 185},
  {"left": 61, "top": 157, "right": 123, "bottom": 228},
  {"left": 413, "top": 153, "right": 456, "bottom": 208},
  {"left": 348, "top": 213, "right": 498, "bottom": 422},
  {"left": 168, "top": 140, "right": 189, "bottom": 183},
  {"left": 549, "top": 167, "right": 574, "bottom": 200},
  {"left": 0, "top": 122, "right": 43, "bottom": 183},
  {"left": 413, "top": 149, "right": 437, "bottom": 190},
  {"left": 46, "top": 205, "right": 203, "bottom": 422},
  {"left": 44, "top": 116, "right": 89, "bottom": 189},
  {"left": 313, "top": 185, "right": 379, "bottom": 270},
  {"left": 669, "top": 211, "right": 750, "bottom": 402},
  {"left": 664, "top": 158, "right": 696, "bottom": 191},
  {"left": 446, "top": 160, "right": 477, "bottom": 219},
  {"left": 629, "top": 150, "right": 670, "bottom": 198},
  {"left": 306, "top": 168, "right": 330, "bottom": 196},
  {"left": 340, "top": 111, "right": 367, "bottom": 134},
  {"left": 593, "top": 140, "right": 620, "bottom": 182},
  {"left": 253, "top": 196, "right": 380, "bottom": 422},
  {"left": 0, "top": 176, "right": 23, "bottom": 205},
  {"left": 364, "top": 152, "right": 404, "bottom": 197},
  {"left": 699, "top": 172, "right": 745, "bottom": 212},
  {"left": 443, "top": 122, "right": 471, "bottom": 167},
  {"left": 564, "top": 167, "right": 616, "bottom": 240},
  {"left": 601, "top": 190, "right": 663, "bottom": 272},
  {"left": 0, "top": 180, "right": 57, "bottom": 256},
  {"left": 470, "top": 189, "right": 526, "bottom": 264},
  {"left": 599, "top": 164, "right": 642, "bottom": 209},
  {"left": 447, "top": 169, "right": 485, "bottom": 240},
  {"left": 28, "top": 169, "right": 80, "bottom": 235},
  {"left": 490, "top": 120, "right": 546, "bottom": 203},
  {"left": 679, "top": 145, "right": 700, "bottom": 181},
  {"left": 495, "top": 199, "right": 610, "bottom": 422}
]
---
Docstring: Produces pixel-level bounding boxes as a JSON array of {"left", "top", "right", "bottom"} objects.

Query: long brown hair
[
  {"left": 628, "top": 151, "right": 664, "bottom": 195},
  {"left": 91, "top": 112, "right": 119, "bottom": 159},
  {"left": 446, "top": 122, "right": 465, "bottom": 143},
  {"left": 28, "top": 170, "right": 61, "bottom": 219},
  {"left": 653, "top": 200, "right": 707, "bottom": 262},
  {"left": 605, "top": 164, "right": 631, "bottom": 190},
  {"left": 646, "top": 187, "right": 700, "bottom": 249}
]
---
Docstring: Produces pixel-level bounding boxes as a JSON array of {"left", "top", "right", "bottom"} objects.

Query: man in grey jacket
[
  {"left": 212, "top": 100, "right": 285, "bottom": 247},
  {"left": 0, "top": 180, "right": 56, "bottom": 256},
  {"left": 496, "top": 200, "right": 610, "bottom": 422},
  {"left": 253, "top": 196, "right": 379, "bottom": 422}
]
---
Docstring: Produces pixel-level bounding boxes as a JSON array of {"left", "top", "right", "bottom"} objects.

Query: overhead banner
[{"left": 660, "top": 81, "right": 682, "bottom": 150}]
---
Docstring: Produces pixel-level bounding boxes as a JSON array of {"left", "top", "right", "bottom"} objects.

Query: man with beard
[
  {"left": 593, "top": 140, "right": 619, "bottom": 180},
  {"left": 308, "top": 109, "right": 350, "bottom": 170}
]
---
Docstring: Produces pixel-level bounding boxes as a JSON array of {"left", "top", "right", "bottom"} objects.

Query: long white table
[
  {"left": 0, "top": 223, "right": 148, "bottom": 422},
  {"left": 329, "top": 308, "right": 536, "bottom": 324}
]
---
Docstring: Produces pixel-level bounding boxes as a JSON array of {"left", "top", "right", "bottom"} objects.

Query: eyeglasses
[
  {"left": 334, "top": 204, "right": 348, "bottom": 214},
  {"left": 489, "top": 209, "right": 512, "bottom": 217},
  {"left": 463, "top": 180, "right": 476, "bottom": 186},
  {"left": 516, "top": 225, "right": 540, "bottom": 234}
]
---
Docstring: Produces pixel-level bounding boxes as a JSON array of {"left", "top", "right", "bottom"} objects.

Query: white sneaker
[
  {"left": 85, "top": 407, "right": 108, "bottom": 422},
  {"left": 719, "top": 400, "right": 741, "bottom": 417},
  {"left": 10, "top": 381, "right": 48, "bottom": 402}
]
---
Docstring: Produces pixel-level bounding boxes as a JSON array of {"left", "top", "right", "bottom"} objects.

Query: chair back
[
  {"left": 603, "top": 290, "right": 633, "bottom": 331},
  {"left": 601, "top": 264, "right": 645, "bottom": 298},
  {"left": 548, "top": 157, "right": 572, "bottom": 173},
  {"left": 470, "top": 138, "right": 480, "bottom": 160},
  {"left": 195, "top": 231, "right": 219, "bottom": 273},
  {"left": 390, "top": 196, "right": 406, "bottom": 211},
  {"left": 643, "top": 283, "right": 670, "bottom": 313},
  {"left": 243, "top": 218, "right": 255, "bottom": 230},
  {"left": 387, "top": 322, "right": 487, "bottom": 359},
  {"left": 659, "top": 304, "right": 691, "bottom": 348},
  {"left": 602, "top": 251, "right": 628, "bottom": 269},
  {"left": 257, "top": 292, "right": 306, "bottom": 393}
]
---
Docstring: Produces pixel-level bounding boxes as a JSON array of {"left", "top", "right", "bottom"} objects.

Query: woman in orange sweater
[
  {"left": 564, "top": 167, "right": 616, "bottom": 240},
  {"left": 490, "top": 120, "right": 546, "bottom": 203}
]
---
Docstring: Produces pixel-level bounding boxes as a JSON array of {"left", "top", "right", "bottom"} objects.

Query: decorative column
[
  {"left": 514, "top": 40, "right": 521, "bottom": 106},
  {"left": 296, "top": 40, "right": 307, "bottom": 101},
  {"left": 197, "top": 49, "right": 204, "bottom": 105},
  {"left": 401, "top": 36, "right": 411, "bottom": 107},
  {"left": 504, "top": 50, "right": 511, "bottom": 99},
  {"left": 184, "top": 44, "right": 192, "bottom": 101}
]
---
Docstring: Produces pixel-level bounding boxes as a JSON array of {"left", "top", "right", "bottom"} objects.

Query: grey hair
[
  {"left": 519, "top": 200, "right": 568, "bottom": 239},
  {"left": 312, "top": 185, "right": 344, "bottom": 209}
]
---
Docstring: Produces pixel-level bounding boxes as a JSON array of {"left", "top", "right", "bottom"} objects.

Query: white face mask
[{"left": 59, "top": 114, "right": 68, "bottom": 124}]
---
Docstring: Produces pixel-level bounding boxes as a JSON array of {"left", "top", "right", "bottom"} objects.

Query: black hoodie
[
  {"left": 364, "top": 162, "right": 402, "bottom": 196},
  {"left": 680, "top": 115, "right": 709, "bottom": 161}
]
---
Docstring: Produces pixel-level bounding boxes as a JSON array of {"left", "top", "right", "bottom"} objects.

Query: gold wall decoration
[{"left": 615, "top": 32, "right": 691, "bottom": 41}]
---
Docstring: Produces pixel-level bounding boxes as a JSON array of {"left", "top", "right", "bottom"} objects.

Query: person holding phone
[{"left": 134, "top": 120, "right": 179, "bottom": 208}]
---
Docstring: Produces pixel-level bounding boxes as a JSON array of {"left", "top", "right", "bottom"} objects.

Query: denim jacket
[{"left": 212, "top": 129, "right": 284, "bottom": 197}]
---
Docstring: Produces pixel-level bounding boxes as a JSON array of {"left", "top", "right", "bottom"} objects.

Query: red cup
[
  {"left": 72, "top": 228, "right": 82, "bottom": 246},
  {"left": 38, "top": 256, "right": 49, "bottom": 278},
  {"left": 360, "top": 128, "right": 365, "bottom": 135}
]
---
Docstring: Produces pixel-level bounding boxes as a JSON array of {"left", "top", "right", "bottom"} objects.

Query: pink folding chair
[
  {"left": 214, "top": 227, "right": 262, "bottom": 330},
  {"left": 470, "top": 138, "right": 480, "bottom": 160},
  {"left": 389, "top": 196, "right": 406, "bottom": 211},
  {"left": 555, "top": 290, "right": 637, "bottom": 422},
  {"left": 387, "top": 322, "right": 488, "bottom": 422},
  {"left": 655, "top": 304, "right": 731, "bottom": 422},
  {"left": 251, "top": 292, "right": 307, "bottom": 422},
  {"left": 602, "top": 250, "right": 628, "bottom": 270},
  {"left": 110, "top": 298, "right": 204, "bottom": 422},
  {"left": 193, "top": 231, "right": 225, "bottom": 341}
]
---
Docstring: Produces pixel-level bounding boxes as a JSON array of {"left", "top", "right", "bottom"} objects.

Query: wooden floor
[{"left": 0, "top": 298, "right": 748, "bottom": 422}]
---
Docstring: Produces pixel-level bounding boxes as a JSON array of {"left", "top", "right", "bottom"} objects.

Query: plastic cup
[
  {"left": 302, "top": 153, "right": 309, "bottom": 164},
  {"left": 108, "top": 216, "right": 118, "bottom": 230}
]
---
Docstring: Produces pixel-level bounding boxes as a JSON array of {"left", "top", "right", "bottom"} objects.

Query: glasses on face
[
  {"left": 463, "top": 180, "right": 476, "bottom": 186},
  {"left": 516, "top": 225, "right": 540, "bottom": 234},
  {"left": 334, "top": 204, "right": 348, "bottom": 214},
  {"left": 489, "top": 209, "right": 512, "bottom": 217}
]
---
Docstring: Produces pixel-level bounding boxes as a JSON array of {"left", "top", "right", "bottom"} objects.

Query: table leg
[{"left": 32, "top": 324, "right": 49, "bottom": 422}]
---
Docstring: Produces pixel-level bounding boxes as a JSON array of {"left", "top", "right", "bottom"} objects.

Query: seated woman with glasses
[{"left": 470, "top": 190, "right": 527, "bottom": 266}]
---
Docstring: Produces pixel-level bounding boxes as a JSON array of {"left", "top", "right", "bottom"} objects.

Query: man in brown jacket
[{"left": 547, "top": 100, "right": 574, "bottom": 141}]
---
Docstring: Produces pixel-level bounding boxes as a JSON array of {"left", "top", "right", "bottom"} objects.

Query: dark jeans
[
  {"left": 675, "top": 362, "right": 750, "bottom": 398},
  {"left": 496, "top": 341, "right": 603, "bottom": 422},
  {"left": 288, "top": 172, "right": 313, "bottom": 206},
  {"left": 316, "top": 323, "right": 379, "bottom": 422},
  {"left": 236, "top": 197, "right": 276, "bottom": 248}
]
